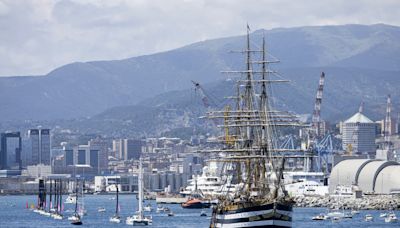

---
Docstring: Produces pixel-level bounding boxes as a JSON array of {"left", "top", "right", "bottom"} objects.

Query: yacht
[{"left": 284, "top": 171, "right": 328, "bottom": 197}]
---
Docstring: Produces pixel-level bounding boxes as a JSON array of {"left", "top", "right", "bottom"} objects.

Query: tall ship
[{"left": 201, "top": 26, "right": 299, "bottom": 228}]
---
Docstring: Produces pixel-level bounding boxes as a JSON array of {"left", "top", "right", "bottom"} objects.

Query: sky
[{"left": 0, "top": 0, "right": 399, "bottom": 76}]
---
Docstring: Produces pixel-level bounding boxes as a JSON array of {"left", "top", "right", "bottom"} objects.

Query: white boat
[
  {"left": 70, "top": 213, "right": 82, "bottom": 225},
  {"left": 180, "top": 166, "right": 239, "bottom": 197},
  {"left": 126, "top": 158, "right": 153, "bottom": 226},
  {"left": 351, "top": 209, "right": 359, "bottom": 215},
  {"left": 167, "top": 211, "right": 174, "bottom": 217},
  {"left": 110, "top": 183, "right": 121, "bottom": 224},
  {"left": 380, "top": 212, "right": 388, "bottom": 218},
  {"left": 68, "top": 214, "right": 80, "bottom": 221},
  {"left": 156, "top": 206, "right": 164, "bottom": 213},
  {"left": 385, "top": 213, "right": 398, "bottom": 223},
  {"left": 365, "top": 214, "right": 373, "bottom": 221},
  {"left": 65, "top": 194, "right": 77, "bottom": 204},
  {"left": 126, "top": 214, "right": 153, "bottom": 226},
  {"left": 98, "top": 207, "right": 106, "bottom": 212},
  {"left": 52, "top": 213, "right": 63, "bottom": 220},
  {"left": 143, "top": 204, "right": 152, "bottom": 212},
  {"left": 312, "top": 213, "right": 329, "bottom": 220},
  {"left": 109, "top": 215, "right": 121, "bottom": 223}
]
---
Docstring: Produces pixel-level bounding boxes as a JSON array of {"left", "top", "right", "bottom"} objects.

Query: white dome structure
[{"left": 329, "top": 159, "right": 400, "bottom": 194}]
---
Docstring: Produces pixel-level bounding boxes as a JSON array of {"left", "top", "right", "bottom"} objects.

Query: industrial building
[
  {"left": 342, "top": 110, "right": 376, "bottom": 155},
  {"left": 329, "top": 159, "right": 400, "bottom": 194}
]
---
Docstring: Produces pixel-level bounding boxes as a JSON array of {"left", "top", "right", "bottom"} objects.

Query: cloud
[{"left": 0, "top": 0, "right": 399, "bottom": 76}]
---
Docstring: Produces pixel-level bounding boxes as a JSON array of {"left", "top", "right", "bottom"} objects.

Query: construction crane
[{"left": 311, "top": 72, "right": 326, "bottom": 137}]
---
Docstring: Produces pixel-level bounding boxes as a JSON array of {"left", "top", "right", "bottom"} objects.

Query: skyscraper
[
  {"left": 0, "top": 132, "right": 22, "bottom": 170},
  {"left": 112, "top": 139, "right": 142, "bottom": 161},
  {"left": 29, "top": 129, "right": 51, "bottom": 165}
]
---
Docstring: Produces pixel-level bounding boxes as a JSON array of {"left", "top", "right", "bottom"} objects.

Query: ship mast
[{"left": 200, "top": 25, "right": 304, "bottom": 200}]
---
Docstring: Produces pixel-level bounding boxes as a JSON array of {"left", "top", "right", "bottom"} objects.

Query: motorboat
[
  {"left": 181, "top": 199, "right": 211, "bottom": 209},
  {"left": 365, "top": 214, "right": 373, "bottom": 222},
  {"left": 380, "top": 212, "right": 388, "bottom": 218},
  {"left": 385, "top": 213, "right": 398, "bottom": 223},
  {"left": 200, "top": 210, "right": 207, "bottom": 217},
  {"left": 52, "top": 213, "right": 63, "bottom": 220},
  {"left": 156, "top": 206, "right": 164, "bottom": 213},
  {"left": 98, "top": 207, "right": 106, "bottom": 212},
  {"left": 65, "top": 194, "right": 77, "bottom": 204},
  {"left": 312, "top": 213, "right": 329, "bottom": 220},
  {"left": 167, "top": 211, "right": 175, "bottom": 217},
  {"left": 144, "top": 204, "right": 152, "bottom": 212}
]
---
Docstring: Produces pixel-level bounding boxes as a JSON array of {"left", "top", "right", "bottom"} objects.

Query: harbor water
[{"left": 0, "top": 195, "right": 398, "bottom": 227}]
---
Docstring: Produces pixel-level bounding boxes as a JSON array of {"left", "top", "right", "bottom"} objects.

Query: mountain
[{"left": 0, "top": 24, "right": 399, "bottom": 121}]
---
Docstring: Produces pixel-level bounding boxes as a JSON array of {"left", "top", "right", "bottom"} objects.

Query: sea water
[{"left": 0, "top": 195, "right": 398, "bottom": 227}]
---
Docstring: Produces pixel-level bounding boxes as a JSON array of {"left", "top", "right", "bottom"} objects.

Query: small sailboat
[
  {"left": 365, "top": 214, "right": 373, "bottom": 221},
  {"left": 70, "top": 180, "right": 83, "bottom": 225},
  {"left": 109, "top": 183, "right": 121, "bottom": 223},
  {"left": 126, "top": 158, "right": 152, "bottom": 226},
  {"left": 385, "top": 212, "right": 398, "bottom": 223}
]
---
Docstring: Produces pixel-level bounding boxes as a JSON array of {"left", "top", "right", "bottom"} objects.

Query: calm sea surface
[{"left": 0, "top": 195, "right": 398, "bottom": 227}]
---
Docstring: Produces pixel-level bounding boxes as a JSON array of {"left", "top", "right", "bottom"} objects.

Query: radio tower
[{"left": 311, "top": 72, "right": 325, "bottom": 137}]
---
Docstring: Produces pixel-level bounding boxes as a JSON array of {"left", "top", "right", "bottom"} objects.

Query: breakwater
[{"left": 295, "top": 195, "right": 400, "bottom": 210}]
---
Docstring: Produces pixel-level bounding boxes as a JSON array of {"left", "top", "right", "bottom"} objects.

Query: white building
[
  {"left": 342, "top": 111, "right": 376, "bottom": 155},
  {"left": 94, "top": 175, "right": 138, "bottom": 193}
]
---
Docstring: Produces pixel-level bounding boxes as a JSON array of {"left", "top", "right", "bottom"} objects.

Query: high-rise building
[
  {"left": 125, "top": 139, "right": 142, "bottom": 160},
  {"left": 342, "top": 111, "right": 376, "bottom": 155},
  {"left": 0, "top": 132, "right": 22, "bottom": 170},
  {"left": 29, "top": 129, "right": 51, "bottom": 165},
  {"left": 112, "top": 139, "right": 142, "bottom": 161}
]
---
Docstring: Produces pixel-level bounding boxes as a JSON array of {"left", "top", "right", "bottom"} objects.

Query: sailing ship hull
[{"left": 211, "top": 201, "right": 292, "bottom": 228}]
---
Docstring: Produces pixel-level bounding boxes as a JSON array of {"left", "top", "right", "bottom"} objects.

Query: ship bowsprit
[{"left": 210, "top": 201, "right": 292, "bottom": 228}]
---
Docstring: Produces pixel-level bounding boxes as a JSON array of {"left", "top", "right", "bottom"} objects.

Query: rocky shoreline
[{"left": 294, "top": 195, "right": 400, "bottom": 210}]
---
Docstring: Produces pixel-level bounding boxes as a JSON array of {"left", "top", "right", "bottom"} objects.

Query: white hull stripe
[
  {"left": 214, "top": 219, "right": 292, "bottom": 228},
  {"left": 216, "top": 209, "right": 292, "bottom": 220}
]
